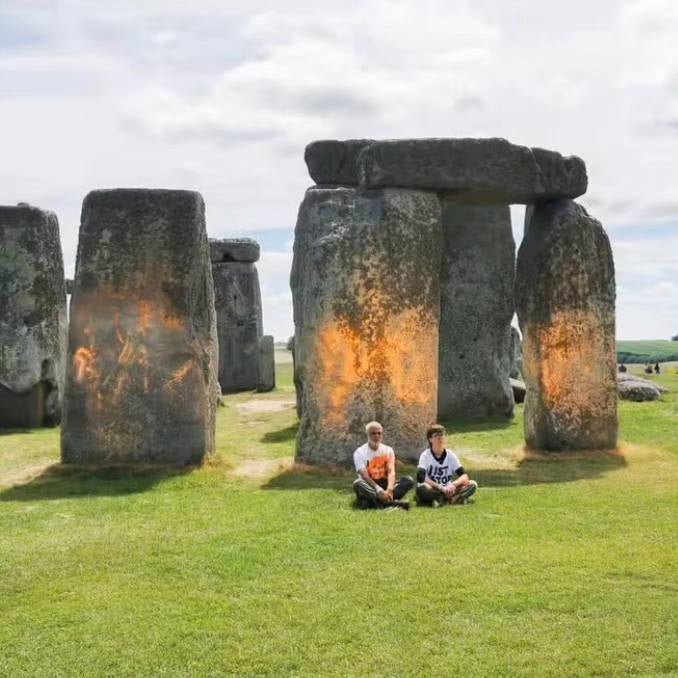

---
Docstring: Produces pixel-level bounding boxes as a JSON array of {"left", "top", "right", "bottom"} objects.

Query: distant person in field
[
  {"left": 416, "top": 424, "right": 477, "bottom": 507},
  {"left": 352, "top": 421, "right": 413, "bottom": 511},
  {"left": 618, "top": 364, "right": 627, "bottom": 373},
  {"left": 654, "top": 362, "right": 660, "bottom": 374}
]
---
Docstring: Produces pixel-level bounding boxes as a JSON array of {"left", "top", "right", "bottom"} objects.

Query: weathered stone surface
[
  {"left": 510, "top": 377, "right": 526, "bottom": 404},
  {"left": 291, "top": 186, "right": 442, "bottom": 465},
  {"left": 358, "top": 138, "right": 587, "bottom": 204},
  {"left": 0, "top": 204, "right": 67, "bottom": 427},
  {"left": 510, "top": 326, "right": 523, "bottom": 379},
  {"left": 65, "top": 278, "right": 73, "bottom": 295},
  {"left": 210, "top": 237, "right": 260, "bottom": 263},
  {"left": 257, "top": 335, "right": 275, "bottom": 392},
  {"left": 212, "top": 259, "right": 262, "bottom": 392},
  {"left": 516, "top": 199, "right": 617, "bottom": 451},
  {"left": 617, "top": 378, "right": 660, "bottom": 401},
  {"left": 438, "top": 202, "right": 515, "bottom": 419},
  {"left": 304, "top": 139, "right": 374, "bottom": 186},
  {"left": 61, "top": 189, "right": 218, "bottom": 464},
  {"left": 617, "top": 372, "right": 668, "bottom": 399}
]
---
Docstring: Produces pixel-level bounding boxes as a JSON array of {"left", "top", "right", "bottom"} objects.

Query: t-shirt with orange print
[{"left": 353, "top": 442, "right": 395, "bottom": 481}]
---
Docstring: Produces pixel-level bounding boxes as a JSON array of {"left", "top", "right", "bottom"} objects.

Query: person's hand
[
  {"left": 443, "top": 484, "right": 456, "bottom": 498},
  {"left": 381, "top": 489, "right": 394, "bottom": 503}
]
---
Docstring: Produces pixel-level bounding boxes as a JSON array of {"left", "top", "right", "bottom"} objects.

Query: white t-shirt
[
  {"left": 353, "top": 442, "right": 395, "bottom": 482},
  {"left": 417, "top": 448, "right": 463, "bottom": 487}
]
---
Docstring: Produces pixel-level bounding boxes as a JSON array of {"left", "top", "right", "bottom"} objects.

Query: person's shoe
[
  {"left": 392, "top": 500, "right": 410, "bottom": 511},
  {"left": 431, "top": 499, "right": 442, "bottom": 508},
  {"left": 451, "top": 482, "right": 477, "bottom": 504},
  {"left": 356, "top": 497, "right": 376, "bottom": 510}
]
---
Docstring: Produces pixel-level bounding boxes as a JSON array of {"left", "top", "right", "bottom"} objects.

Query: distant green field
[{"left": 617, "top": 340, "right": 678, "bottom": 364}]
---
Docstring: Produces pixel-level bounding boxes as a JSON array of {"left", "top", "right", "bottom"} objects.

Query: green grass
[
  {"left": 0, "top": 362, "right": 677, "bottom": 677},
  {"left": 617, "top": 339, "right": 678, "bottom": 364}
]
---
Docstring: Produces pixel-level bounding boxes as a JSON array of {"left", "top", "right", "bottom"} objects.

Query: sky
[{"left": 1, "top": 0, "right": 677, "bottom": 341}]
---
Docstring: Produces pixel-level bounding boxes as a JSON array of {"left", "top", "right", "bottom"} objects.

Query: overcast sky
[{"left": 2, "top": 0, "right": 677, "bottom": 341}]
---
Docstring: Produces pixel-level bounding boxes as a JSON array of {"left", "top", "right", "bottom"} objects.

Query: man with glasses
[
  {"left": 352, "top": 421, "right": 414, "bottom": 510},
  {"left": 416, "top": 424, "right": 477, "bottom": 506}
]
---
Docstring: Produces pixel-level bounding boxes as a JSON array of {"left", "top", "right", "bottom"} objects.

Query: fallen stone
[
  {"left": 257, "top": 335, "right": 276, "bottom": 392},
  {"left": 358, "top": 138, "right": 587, "bottom": 204},
  {"left": 61, "top": 188, "right": 219, "bottom": 464},
  {"left": 516, "top": 199, "right": 617, "bottom": 451},
  {"left": 438, "top": 202, "right": 515, "bottom": 419},
  {"left": 617, "top": 372, "right": 669, "bottom": 398},
  {"left": 210, "top": 237, "right": 260, "bottom": 263},
  {"left": 0, "top": 204, "right": 67, "bottom": 427},
  {"left": 617, "top": 379, "right": 660, "bottom": 401},
  {"left": 304, "top": 139, "right": 374, "bottom": 185},
  {"left": 510, "top": 326, "right": 523, "bottom": 379},
  {"left": 510, "top": 377, "right": 526, "bottom": 404},
  {"left": 212, "top": 258, "right": 262, "bottom": 392},
  {"left": 291, "top": 186, "right": 442, "bottom": 465}
]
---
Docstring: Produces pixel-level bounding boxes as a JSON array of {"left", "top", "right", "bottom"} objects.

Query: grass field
[
  {"left": 617, "top": 339, "right": 678, "bottom": 364},
  {"left": 0, "top": 359, "right": 677, "bottom": 677}
]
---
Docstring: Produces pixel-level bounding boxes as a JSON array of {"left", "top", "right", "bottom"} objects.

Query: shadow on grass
[
  {"left": 260, "top": 422, "right": 298, "bottom": 444},
  {"left": 0, "top": 463, "right": 193, "bottom": 502},
  {"left": 262, "top": 450, "right": 627, "bottom": 492}
]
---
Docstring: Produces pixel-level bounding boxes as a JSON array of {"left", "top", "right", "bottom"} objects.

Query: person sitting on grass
[
  {"left": 352, "top": 421, "right": 413, "bottom": 511},
  {"left": 416, "top": 424, "right": 477, "bottom": 507}
]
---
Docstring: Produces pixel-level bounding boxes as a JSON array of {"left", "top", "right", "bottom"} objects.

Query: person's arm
[
  {"left": 445, "top": 466, "right": 470, "bottom": 496},
  {"left": 386, "top": 454, "right": 396, "bottom": 497},
  {"left": 417, "top": 466, "right": 445, "bottom": 492},
  {"left": 357, "top": 466, "right": 384, "bottom": 495}
]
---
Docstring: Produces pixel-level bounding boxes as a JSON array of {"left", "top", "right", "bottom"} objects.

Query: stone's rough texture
[
  {"left": 65, "top": 278, "right": 73, "bottom": 295},
  {"left": 292, "top": 187, "right": 442, "bottom": 465},
  {"left": 61, "top": 189, "right": 218, "bottom": 465},
  {"left": 0, "top": 204, "right": 67, "bottom": 427},
  {"left": 359, "top": 138, "right": 587, "bottom": 204},
  {"left": 509, "top": 326, "right": 523, "bottom": 379},
  {"left": 516, "top": 199, "right": 617, "bottom": 451},
  {"left": 212, "top": 259, "right": 263, "bottom": 392},
  {"left": 257, "top": 335, "right": 275, "bottom": 392},
  {"left": 209, "top": 237, "right": 260, "bottom": 263},
  {"left": 510, "top": 377, "right": 526, "bottom": 404},
  {"left": 617, "top": 372, "right": 668, "bottom": 400},
  {"left": 304, "top": 139, "right": 374, "bottom": 186},
  {"left": 438, "top": 203, "right": 515, "bottom": 419}
]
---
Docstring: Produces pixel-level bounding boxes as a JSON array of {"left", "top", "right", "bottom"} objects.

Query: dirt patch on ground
[
  {"left": 0, "top": 462, "right": 54, "bottom": 488},
  {"left": 236, "top": 399, "right": 296, "bottom": 414},
  {"left": 231, "top": 457, "right": 294, "bottom": 480}
]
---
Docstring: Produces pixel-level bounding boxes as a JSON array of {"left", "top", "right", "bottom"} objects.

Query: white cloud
[{"left": 1, "top": 0, "right": 677, "bottom": 341}]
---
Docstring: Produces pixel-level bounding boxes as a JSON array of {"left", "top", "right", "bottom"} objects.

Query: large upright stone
[
  {"left": 304, "top": 139, "right": 374, "bottom": 185},
  {"left": 257, "top": 335, "right": 275, "bottom": 393},
  {"left": 509, "top": 326, "right": 523, "bottom": 379},
  {"left": 515, "top": 199, "right": 617, "bottom": 451},
  {"left": 438, "top": 202, "right": 515, "bottom": 419},
  {"left": 61, "top": 189, "right": 218, "bottom": 464},
  {"left": 291, "top": 186, "right": 442, "bottom": 465},
  {"left": 0, "top": 204, "right": 67, "bottom": 427},
  {"left": 358, "top": 138, "right": 587, "bottom": 204},
  {"left": 211, "top": 254, "right": 263, "bottom": 393}
]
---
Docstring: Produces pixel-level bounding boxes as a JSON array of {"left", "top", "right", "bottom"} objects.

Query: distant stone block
[
  {"left": 304, "top": 139, "right": 374, "bottom": 186},
  {"left": 257, "top": 335, "right": 275, "bottom": 392},
  {"left": 210, "top": 238, "right": 260, "bottom": 263}
]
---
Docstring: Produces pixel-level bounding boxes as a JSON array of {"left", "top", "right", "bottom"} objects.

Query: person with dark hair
[
  {"left": 352, "top": 421, "right": 414, "bottom": 510},
  {"left": 618, "top": 363, "right": 627, "bottom": 373},
  {"left": 416, "top": 424, "right": 477, "bottom": 507},
  {"left": 654, "top": 362, "right": 660, "bottom": 374}
]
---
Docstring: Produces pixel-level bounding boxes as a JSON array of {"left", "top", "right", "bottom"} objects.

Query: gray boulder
[
  {"left": 438, "top": 202, "right": 515, "bottom": 419},
  {"left": 509, "top": 326, "right": 523, "bottom": 379},
  {"left": 617, "top": 378, "right": 660, "bottom": 401},
  {"left": 61, "top": 189, "right": 219, "bottom": 465},
  {"left": 304, "top": 139, "right": 374, "bottom": 185},
  {"left": 510, "top": 378, "right": 526, "bottom": 404},
  {"left": 257, "top": 335, "right": 275, "bottom": 392},
  {"left": 212, "top": 258, "right": 263, "bottom": 393},
  {"left": 291, "top": 186, "right": 442, "bottom": 465},
  {"left": 0, "top": 204, "right": 67, "bottom": 427},
  {"left": 358, "top": 138, "right": 587, "bottom": 204},
  {"left": 516, "top": 199, "right": 617, "bottom": 451},
  {"left": 210, "top": 237, "right": 260, "bottom": 263}
]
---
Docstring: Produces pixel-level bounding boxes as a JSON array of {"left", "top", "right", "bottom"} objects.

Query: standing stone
[
  {"left": 304, "top": 139, "right": 374, "bottom": 186},
  {"left": 61, "top": 189, "right": 218, "bottom": 464},
  {"left": 257, "top": 335, "right": 275, "bottom": 392},
  {"left": 515, "top": 199, "right": 617, "bottom": 451},
  {"left": 509, "top": 326, "right": 523, "bottom": 379},
  {"left": 438, "top": 202, "right": 515, "bottom": 419},
  {"left": 211, "top": 248, "right": 263, "bottom": 393},
  {"left": 210, "top": 237, "right": 260, "bottom": 264},
  {"left": 291, "top": 186, "right": 442, "bottom": 465},
  {"left": 0, "top": 204, "right": 67, "bottom": 427}
]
